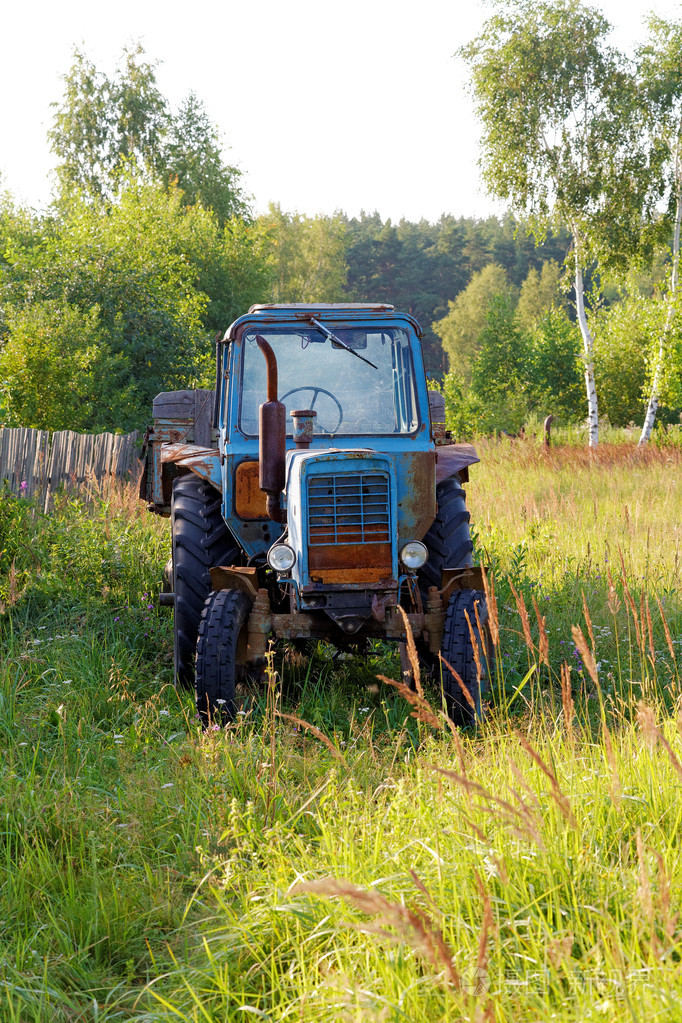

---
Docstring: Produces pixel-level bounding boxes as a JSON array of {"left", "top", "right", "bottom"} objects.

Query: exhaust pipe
[{"left": 256, "top": 336, "right": 286, "bottom": 523}]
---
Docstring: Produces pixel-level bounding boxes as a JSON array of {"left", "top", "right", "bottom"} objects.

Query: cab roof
[
  {"left": 248, "top": 303, "right": 395, "bottom": 312},
  {"left": 226, "top": 303, "right": 422, "bottom": 340}
]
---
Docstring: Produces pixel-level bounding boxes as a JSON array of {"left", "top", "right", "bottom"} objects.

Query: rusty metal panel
[
  {"left": 308, "top": 542, "right": 392, "bottom": 584},
  {"left": 162, "top": 444, "right": 222, "bottom": 489},
  {"left": 235, "top": 460, "right": 268, "bottom": 519},
  {"left": 398, "top": 449, "right": 436, "bottom": 541}
]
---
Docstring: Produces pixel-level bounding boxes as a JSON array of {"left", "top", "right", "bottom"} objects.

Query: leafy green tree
[
  {"left": 433, "top": 264, "right": 512, "bottom": 383},
  {"left": 637, "top": 17, "right": 682, "bottom": 443},
  {"left": 162, "top": 92, "right": 247, "bottom": 224},
  {"left": 459, "top": 0, "right": 649, "bottom": 446},
  {"left": 469, "top": 296, "right": 532, "bottom": 433},
  {"left": 49, "top": 46, "right": 246, "bottom": 219},
  {"left": 0, "top": 301, "right": 134, "bottom": 431},
  {"left": 0, "top": 185, "right": 272, "bottom": 431},
  {"left": 49, "top": 46, "right": 167, "bottom": 199},
  {"left": 591, "top": 295, "right": 678, "bottom": 428},
  {"left": 437, "top": 372, "right": 480, "bottom": 440},
  {"left": 527, "top": 308, "right": 584, "bottom": 421},
  {"left": 261, "top": 204, "right": 347, "bottom": 302},
  {"left": 516, "top": 261, "right": 565, "bottom": 331}
]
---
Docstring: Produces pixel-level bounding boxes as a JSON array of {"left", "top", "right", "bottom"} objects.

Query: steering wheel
[{"left": 280, "top": 386, "right": 344, "bottom": 434}]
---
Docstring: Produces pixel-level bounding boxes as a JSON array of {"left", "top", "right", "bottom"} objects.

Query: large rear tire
[
  {"left": 440, "top": 588, "right": 490, "bottom": 727},
  {"left": 195, "top": 588, "right": 252, "bottom": 725},
  {"left": 171, "top": 476, "right": 241, "bottom": 690}
]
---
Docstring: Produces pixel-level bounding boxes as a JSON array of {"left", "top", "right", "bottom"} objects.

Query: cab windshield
[{"left": 239, "top": 326, "right": 419, "bottom": 436}]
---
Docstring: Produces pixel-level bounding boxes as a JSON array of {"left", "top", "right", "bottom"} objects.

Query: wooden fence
[{"left": 0, "top": 428, "right": 140, "bottom": 511}]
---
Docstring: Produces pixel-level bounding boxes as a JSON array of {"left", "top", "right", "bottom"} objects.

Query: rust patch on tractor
[
  {"left": 309, "top": 542, "right": 392, "bottom": 584},
  {"left": 401, "top": 449, "right": 436, "bottom": 539},
  {"left": 235, "top": 461, "right": 268, "bottom": 519}
]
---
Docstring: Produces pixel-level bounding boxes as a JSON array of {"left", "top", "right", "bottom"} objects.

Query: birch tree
[
  {"left": 458, "top": 0, "right": 645, "bottom": 446},
  {"left": 638, "top": 17, "right": 682, "bottom": 445}
]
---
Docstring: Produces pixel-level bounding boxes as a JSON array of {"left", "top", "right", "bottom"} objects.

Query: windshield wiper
[{"left": 309, "top": 317, "right": 377, "bottom": 369}]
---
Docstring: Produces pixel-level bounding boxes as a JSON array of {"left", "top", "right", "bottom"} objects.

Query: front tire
[
  {"left": 440, "top": 588, "right": 490, "bottom": 727},
  {"left": 171, "top": 476, "right": 241, "bottom": 690},
  {"left": 195, "top": 589, "right": 252, "bottom": 725}
]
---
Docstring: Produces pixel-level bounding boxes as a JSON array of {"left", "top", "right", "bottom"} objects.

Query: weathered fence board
[{"left": 0, "top": 428, "right": 140, "bottom": 509}]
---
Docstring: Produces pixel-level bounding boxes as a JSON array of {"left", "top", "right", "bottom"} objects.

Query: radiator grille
[{"left": 307, "top": 472, "right": 390, "bottom": 546}]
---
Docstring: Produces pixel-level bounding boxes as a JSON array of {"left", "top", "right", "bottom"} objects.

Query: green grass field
[{"left": 1, "top": 442, "right": 682, "bottom": 1022}]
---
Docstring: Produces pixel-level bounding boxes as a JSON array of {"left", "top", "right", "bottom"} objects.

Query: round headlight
[
  {"left": 400, "top": 540, "right": 428, "bottom": 570},
  {"left": 267, "top": 543, "right": 296, "bottom": 572}
]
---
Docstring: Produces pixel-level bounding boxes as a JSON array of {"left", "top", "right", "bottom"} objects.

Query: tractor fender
[
  {"left": 435, "top": 443, "right": 480, "bottom": 485},
  {"left": 161, "top": 443, "right": 222, "bottom": 491}
]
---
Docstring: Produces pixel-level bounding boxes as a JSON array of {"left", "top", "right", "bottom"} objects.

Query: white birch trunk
[
  {"left": 639, "top": 142, "right": 682, "bottom": 446},
  {"left": 574, "top": 253, "right": 599, "bottom": 447}
]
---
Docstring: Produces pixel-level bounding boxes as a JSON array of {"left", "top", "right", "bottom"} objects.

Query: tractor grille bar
[{"left": 307, "top": 472, "right": 390, "bottom": 546}]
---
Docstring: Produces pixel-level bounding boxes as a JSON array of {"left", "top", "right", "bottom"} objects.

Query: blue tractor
[{"left": 142, "top": 303, "right": 489, "bottom": 725}]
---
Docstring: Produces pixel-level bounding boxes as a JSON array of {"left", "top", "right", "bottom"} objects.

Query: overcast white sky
[{"left": 1, "top": 0, "right": 679, "bottom": 223}]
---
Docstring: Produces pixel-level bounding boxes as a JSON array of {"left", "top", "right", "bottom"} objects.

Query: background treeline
[{"left": 1, "top": 26, "right": 681, "bottom": 439}]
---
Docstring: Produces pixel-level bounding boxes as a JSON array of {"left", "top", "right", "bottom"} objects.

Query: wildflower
[
  {"left": 20, "top": 481, "right": 27, "bottom": 490},
  {"left": 158, "top": 709, "right": 170, "bottom": 717},
  {"left": 161, "top": 783, "right": 174, "bottom": 789}
]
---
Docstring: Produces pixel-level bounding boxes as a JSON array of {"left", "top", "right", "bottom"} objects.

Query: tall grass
[{"left": 1, "top": 448, "right": 682, "bottom": 1021}]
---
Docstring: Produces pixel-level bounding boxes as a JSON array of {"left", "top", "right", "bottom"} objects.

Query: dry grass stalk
[
  {"left": 560, "top": 663, "right": 574, "bottom": 739},
  {"left": 602, "top": 724, "right": 622, "bottom": 809},
  {"left": 509, "top": 581, "right": 533, "bottom": 652},
  {"left": 464, "top": 609, "right": 483, "bottom": 682},
  {"left": 645, "top": 596, "right": 655, "bottom": 663},
  {"left": 474, "top": 871, "right": 494, "bottom": 980},
  {"left": 606, "top": 567, "right": 621, "bottom": 615},
  {"left": 427, "top": 765, "right": 545, "bottom": 849},
  {"left": 636, "top": 829, "right": 660, "bottom": 956},
  {"left": 620, "top": 571, "right": 643, "bottom": 653},
  {"left": 636, "top": 701, "right": 659, "bottom": 751},
  {"left": 409, "top": 869, "right": 440, "bottom": 917},
  {"left": 292, "top": 877, "right": 461, "bottom": 989},
  {"left": 276, "top": 711, "right": 347, "bottom": 765},
  {"left": 378, "top": 675, "right": 444, "bottom": 730},
  {"left": 655, "top": 595, "right": 676, "bottom": 661},
  {"left": 7, "top": 559, "right": 19, "bottom": 609},
  {"left": 473, "top": 600, "right": 488, "bottom": 671},
  {"left": 518, "top": 736, "right": 576, "bottom": 827},
  {"left": 440, "top": 656, "right": 476, "bottom": 711},
  {"left": 635, "top": 702, "right": 682, "bottom": 780},
  {"left": 581, "top": 591, "right": 596, "bottom": 655},
  {"left": 481, "top": 569, "right": 499, "bottom": 647},
  {"left": 508, "top": 762, "right": 542, "bottom": 816},
  {"left": 571, "top": 625, "right": 599, "bottom": 689},
  {"left": 652, "top": 849, "right": 679, "bottom": 946},
  {"left": 449, "top": 719, "right": 468, "bottom": 774},
  {"left": 397, "top": 605, "right": 423, "bottom": 697},
  {"left": 546, "top": 932, "right": 574, "bottom": 971},
  {"left": 531, "top": 594, "right": 549, "bottom": 668}
]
